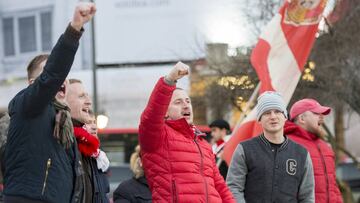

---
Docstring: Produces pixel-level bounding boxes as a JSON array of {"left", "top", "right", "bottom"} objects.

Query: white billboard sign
[{"left": 95, "top": 0, "right": 246, "bottom": 64}]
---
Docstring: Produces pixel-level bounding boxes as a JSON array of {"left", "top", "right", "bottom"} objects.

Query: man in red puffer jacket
[
  {"left": 284, "top": 98, "right": 343, "bottom": 203},
  {"left": 139, "top": 62, "right": 235, "bottom": 203}
]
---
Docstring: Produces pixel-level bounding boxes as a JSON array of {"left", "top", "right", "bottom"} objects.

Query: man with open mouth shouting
[
  {"left": 139, "top": 62, "right": 235, "bottom": 203},
  {"left": 3, "top": 2, "right": 96, "bottom": 203},
  {"left": 285, "top": 99, "right": 343, "bottom": 203},
  {"left": 66, "top": 78, "right": 110, "bottom": 203}
]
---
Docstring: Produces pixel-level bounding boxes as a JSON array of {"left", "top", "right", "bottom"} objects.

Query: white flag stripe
[{"left": 263, "top": 14, "right": 302, "bottom": 104}]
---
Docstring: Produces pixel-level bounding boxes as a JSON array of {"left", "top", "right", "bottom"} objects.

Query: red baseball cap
[{"left": 290, "top": 98, "right": 331, "bottom": 120}]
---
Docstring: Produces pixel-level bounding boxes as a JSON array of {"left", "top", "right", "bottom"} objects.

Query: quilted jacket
[
  {"left": 285, "top": 121, "right": 343, "bottom": 203},
  {"left": 139, "top": 78, "right": 235, "bottom": 203}
]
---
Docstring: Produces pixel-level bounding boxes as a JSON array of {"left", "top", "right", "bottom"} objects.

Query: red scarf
[
  {"left": 216, "top": 139, "right": 225, "bottom": 147},
  {"left": 73, "top": 127, "right": 100, "bottom": 157}
]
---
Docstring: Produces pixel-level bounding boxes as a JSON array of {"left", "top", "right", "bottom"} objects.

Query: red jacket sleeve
[
  {"left": 138, "top": 77, "right": 176, "bottom": 152},
  {"left": 212, "top": 154, "right": 236, "bottom": 203}
]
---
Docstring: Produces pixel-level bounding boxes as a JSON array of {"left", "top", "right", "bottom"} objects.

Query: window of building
[
  {"left": 18, "top": 16, "right": 36, "bottom": 53},
  {"left": 2, "top": 17, "right": 15, "bottom": 56},
  {"left": 40, "top": 11, "right": 52, "bottom": 51},
  {"left": 1, "top": 8, "right": 52, "bottom": 57}
]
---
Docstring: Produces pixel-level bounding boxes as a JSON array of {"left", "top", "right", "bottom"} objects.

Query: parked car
[{"left": 337, "top": 162, "right": 360, "bottom": 201}]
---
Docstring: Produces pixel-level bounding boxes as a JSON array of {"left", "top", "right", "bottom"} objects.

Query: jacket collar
[
  {"left": 259, "top": 133, "right": 289, "bottom": 151},
  {"left": 284, "top": 120, "right": 318, "bottom": 141},
  {"left": 165, "top": 118, "right": 206, "bottom": 138},
  {"left": 137, "top": 176, "right": 148, "bottom": 186}
]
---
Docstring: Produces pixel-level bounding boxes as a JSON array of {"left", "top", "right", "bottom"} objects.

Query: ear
[
  {"left": 138, "top": 157, "right": 143, "bottom": 167},
  {"left": 297, "top": 114, "right": 306, "bottom": 124},
  {"left": 28, "top": 78, "right": 35, "bottom": 85}
]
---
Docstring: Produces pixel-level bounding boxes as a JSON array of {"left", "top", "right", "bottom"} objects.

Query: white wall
[{"left": 94, "top": 0, "right": 247, "bottom": 64}]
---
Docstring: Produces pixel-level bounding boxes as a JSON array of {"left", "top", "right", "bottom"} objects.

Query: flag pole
[
  {"left": 216, "top": 82, "right": 261, "bottom": 168},
  {"left": 231, "top": 82, "right": 261, "bottom": 135}
]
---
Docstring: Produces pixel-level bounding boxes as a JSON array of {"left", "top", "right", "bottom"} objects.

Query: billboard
[{"left": 94, "top": 0, "right": 246, "bottom": 64}]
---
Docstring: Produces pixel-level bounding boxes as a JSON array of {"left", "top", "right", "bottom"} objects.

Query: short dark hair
[
  {"left": 209, "top": 119, "right": 230, "bottom": 131},
  {"left": 27, "top": 54, "right": 49, "bottom": 80},
  {"left": 69, "top": 78, "right": 82, "bottom": 84}
]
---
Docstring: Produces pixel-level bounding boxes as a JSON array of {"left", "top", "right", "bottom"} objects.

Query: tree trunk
[{"left": 334, "top": 104, "right": 345, "bottom": 163}]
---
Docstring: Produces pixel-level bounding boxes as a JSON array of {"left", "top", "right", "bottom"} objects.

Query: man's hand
[
  {"left": 71, "top": 2, "right": 97, "bottom": 31},
  {"left": 165, "top": 61, "right": 189, "bottom": 83}
]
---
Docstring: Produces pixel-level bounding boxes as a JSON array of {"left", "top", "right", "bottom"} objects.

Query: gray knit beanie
[{"left": 256, "top": 91, "right": 287, "bottom": 121}]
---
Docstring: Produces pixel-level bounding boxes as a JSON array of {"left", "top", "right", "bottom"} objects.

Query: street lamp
[
  {"left": 96, "top": 114, "right": 109, "bottom": 129},
  {"left": 90, "top": 0, "right": 98, "bottom": 115}
]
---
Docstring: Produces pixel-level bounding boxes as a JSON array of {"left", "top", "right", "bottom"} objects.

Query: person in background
[
  {"left": 84, "top": 110, "right": 98, "bottom": 137},
  {"left": 113, "top": 145, "right": 152, "bottom": 203},
  {"left": 67, "top": 78, "right": 110, "bottom": 203},
  {"left": 209, "top": 119, "right": 232, "bottom": 179},
  {"left": 139, "top": 62, "right": 234, "bottom": 202},
  {"left": 285, "top": 98, "right": 343, "bottom": 203},
  {"left": 227, "top": 91, "right": 315, "bottom": 203},
  {"left": 3, "top": 3, "right": 96, "bottom": 202}
]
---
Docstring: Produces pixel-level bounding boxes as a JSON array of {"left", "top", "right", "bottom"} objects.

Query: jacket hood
[{"left": 284, "top": 120, "right": 317, "bottom": 141}]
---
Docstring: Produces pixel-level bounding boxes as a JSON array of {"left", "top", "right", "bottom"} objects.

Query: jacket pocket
[
  {"left": 42, "top": 158, "right": 52, "bottom": 195},
  {"left": 172, "top": 179, "right": 178, "bottom": 203}
]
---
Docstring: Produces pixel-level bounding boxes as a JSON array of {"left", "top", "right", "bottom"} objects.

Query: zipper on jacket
[
  {"left": 194, "top": 138, "right": 209, "bottom": 203},
  {"left": 42, "top": 158, "right": 52, "bottom": 195},
  {"left": 172, "top": 179, "right": 178, "bottom": 203},
  {"left": 270, "top": 148, "right": 277, "bottom": 202},
  {"left": 317, "top": 144, "right": 330, "bottom": 203},
  {"left": 316, "top": 144, "right": 330, "bottom": 203}
]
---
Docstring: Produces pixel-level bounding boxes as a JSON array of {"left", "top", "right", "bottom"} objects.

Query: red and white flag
[{"left": 223, "top": 0, "right": 328, "bottom": 164}]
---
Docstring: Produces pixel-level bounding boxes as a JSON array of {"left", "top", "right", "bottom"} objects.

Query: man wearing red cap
[{"left": 284, "top": 98, "right": 343, "bottom": 203}]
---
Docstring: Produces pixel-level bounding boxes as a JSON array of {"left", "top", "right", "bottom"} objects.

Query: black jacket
[
  {"left": 82, "top": 157, "right": 110, "bottom": 203},
  {"left": 227, "top": 134, "right": 315, "bottom": 203},
  {"left": 113, "top": 177, "right": 152, "bottom": 203},
  {"left": 3, "top": 25, "right": 83, "bottom": 203},
  {"left": 73, "top": 119, "right": 109, "bottom": 203}
]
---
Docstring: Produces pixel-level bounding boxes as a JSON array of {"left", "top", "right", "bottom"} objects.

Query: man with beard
[
  {"left": 227, "top": 91, "right": 315, "bottom": 203},
  {"left": 66, "top": 79, "right": 110, "bottom": 203},
  {"left": 3, "top": 3, "right": 96, "bottom": 203},
  {"left": 284, "top": 99, "right": 343, "bottom": 203}
]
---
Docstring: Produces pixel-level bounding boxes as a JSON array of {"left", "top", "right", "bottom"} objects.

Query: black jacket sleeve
[
  {"left": 113, "top": 185, "right": 132, "bottom": 203},
  {"left": 21, "top": 24, "right": 83, "bottom": 116}
]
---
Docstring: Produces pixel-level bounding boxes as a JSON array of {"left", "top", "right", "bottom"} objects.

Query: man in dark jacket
[
  {"left": 285, "top": 98, "right": 343, "bottom": 203},
  {"left": 227, "top": 91, "right": 315, "bottom": 203},
  {"left": 3, "top": 3, "right": 96, "bottom": 203},
  {"left": 66, "top": 79, "right": 110, "bottom": 203}
]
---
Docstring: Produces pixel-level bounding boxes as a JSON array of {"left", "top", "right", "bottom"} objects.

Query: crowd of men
[{"left": 0, "top": 2, "right": 344, "bottom": 203}]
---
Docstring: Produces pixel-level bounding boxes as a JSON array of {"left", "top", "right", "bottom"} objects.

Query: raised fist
[
  {"left": 166, "top": 61, "right": 189, "bottom": 82},
  {"left": 71, "top": 2, "right": 97, "bottom": 31}
]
